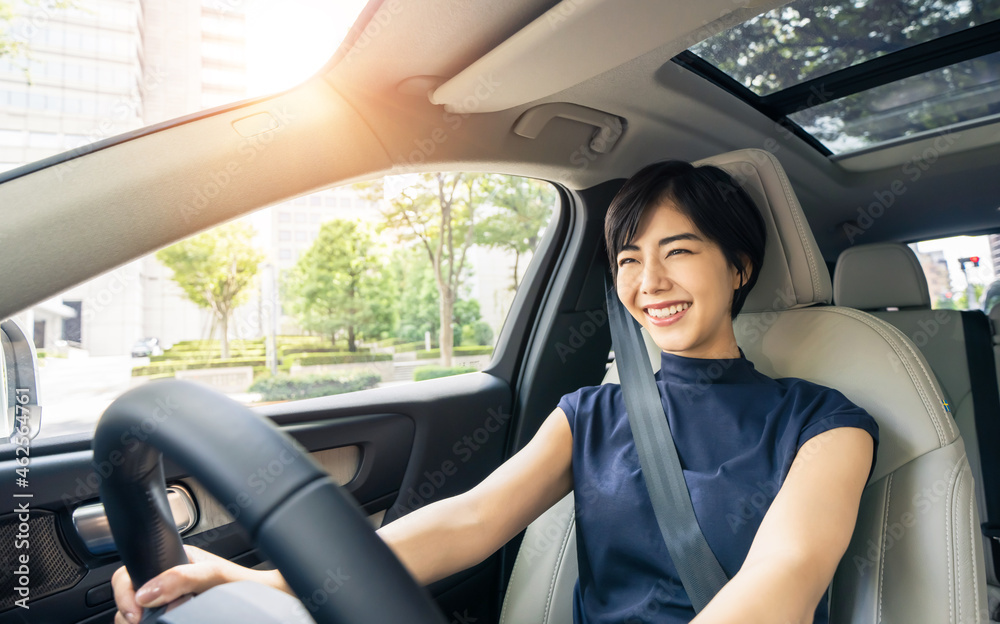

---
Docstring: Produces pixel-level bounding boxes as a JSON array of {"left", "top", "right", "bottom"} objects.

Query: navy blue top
[{"left": 557, "top": 347, "right": 879, "bottom": 624}]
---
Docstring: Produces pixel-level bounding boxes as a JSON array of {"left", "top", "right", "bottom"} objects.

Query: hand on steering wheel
[{"left": 93, "top": 379, "right": 447, "bottom": 624}]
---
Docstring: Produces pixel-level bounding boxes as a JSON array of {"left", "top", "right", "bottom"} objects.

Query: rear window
[{"left": 908, "top": 233, "right": 998, "bottom": 310}]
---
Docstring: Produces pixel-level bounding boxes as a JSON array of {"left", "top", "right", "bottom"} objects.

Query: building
[
  {"left": 912, "top": 248, "right": 952, "bottom": 306},
  {"left": 4, "top": 0, "right": 524, "bottom": 355}
]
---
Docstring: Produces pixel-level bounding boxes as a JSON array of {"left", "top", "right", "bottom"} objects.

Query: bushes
[
  {"left": 132, "top": 356, "right": 266, "bottom": 377},
  {"left": 292, "top": 352, "right": 392, "bottom": 366},
  {"left": 249, "top": 372, "right": 381, "bottom": 401},
  {"left": 415, "top": 346, "right": 494, "bottom": 360},
  {"left": 280, "top": 346, "right": 370, "bottom": 357},
  {"left": 413, "top": 366, "right": 478, "bottom": 381}
]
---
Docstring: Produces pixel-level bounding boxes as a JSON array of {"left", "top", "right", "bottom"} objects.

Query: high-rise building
[{"left": 4, "top": 0, "right": 251, "bottom": 354}]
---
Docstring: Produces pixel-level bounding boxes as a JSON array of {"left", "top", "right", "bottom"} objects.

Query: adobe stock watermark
[
  {"left": 556, "top": 309, "right": 608, "bottom": 363},
  {"left": 884, "top": 309, "right": 958, "bottom": 375},
  {"left": 343, "top": 0, "right": 403, "bottom": 63},
  {"left": 842, "top": 129, "right": 959, "bottom": 244},
  {"left": 79, "top": 265, "right": 141, "bottom": 325},
  {"left": 390, "top": 406, "right": 512, "bottom": 515},
  {"left": 394, "top": 74, "right": 501, "bottom": 170},
  {"left": 58, "top": 393, "right": 184, "bottom": 510},
  {"left": 53, "top": 67, "right": 169, "bottom": 182},
  {"left": 570, "top": 115, "right": 625, "bottom": 171},
  {"left": 180, "top": 107, "right": 296, "bottom": 224},
  {"left": 851, "top": 461, "right": 965, "bottom": 576}
]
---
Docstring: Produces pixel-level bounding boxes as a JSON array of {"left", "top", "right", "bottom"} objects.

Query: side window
[
  {"left": 13, "top": 173, "right": 558, "bottom": 441},
  {"left": 908, "top": 234, "right": 998, "bottom": 310}
]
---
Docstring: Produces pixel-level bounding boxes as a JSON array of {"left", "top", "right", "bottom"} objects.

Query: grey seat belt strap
[{"left": 603, "top": 272, "right": 729, "bottom": 612}]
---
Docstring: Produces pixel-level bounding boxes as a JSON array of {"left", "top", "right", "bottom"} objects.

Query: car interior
[{"left": 2, "top": 0, "right": 1000, "bottom": 622}]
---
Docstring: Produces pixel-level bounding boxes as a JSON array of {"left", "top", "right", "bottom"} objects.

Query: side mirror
[{"left": 2, "top": 318, "right": 42, "bottom": 442}]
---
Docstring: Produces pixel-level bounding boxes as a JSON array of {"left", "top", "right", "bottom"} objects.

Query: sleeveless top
[{"left": 556, "top": 347, "right": 879, "bottom": 623}]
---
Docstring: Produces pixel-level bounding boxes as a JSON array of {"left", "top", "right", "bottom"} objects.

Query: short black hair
[{"left": 604, "top": 160, "right": 767, "bottom": 318}]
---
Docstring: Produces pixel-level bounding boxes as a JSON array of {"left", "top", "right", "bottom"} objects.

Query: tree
[
  {"left": 156, "top": 221, "right": 264, "bottom": 359},
  {"left": 690, "top": 1, "right": 1000, "bottom": 149},
  {"left": 359, "top": 173, "right": 491, "bottom": 366},
  {"left": 283, "top": 219, "right": 392, "bottom": 352},
  {"left": 475, "top": 177, "right": 555, "bottom": 290}
]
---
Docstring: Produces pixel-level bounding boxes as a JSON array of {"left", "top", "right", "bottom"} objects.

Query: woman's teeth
[{"left": 646, "top": 302, "right": 691, "bottom": 318}]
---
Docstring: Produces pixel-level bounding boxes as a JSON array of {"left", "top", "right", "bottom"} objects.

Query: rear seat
[{"left": 834, "top": 242, "right": 1000, "bottom": 619}]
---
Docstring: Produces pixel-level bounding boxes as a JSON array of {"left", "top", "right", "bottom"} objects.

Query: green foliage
[
  {"left": 283, "top": 219, "right": 393, "bottom": 352},
  {"left": 249, "top": 372, "right": 381, "bottom": 401},
  {"left": 690, "top": 1, "right": 1000, "bottom": 147},
  {"left": 279, "top": 346, "right": 369, "bottom": 357},
  {"left": 462, "top": 320, "right": 493, "bottom": 346},
  {"left": 358, "top": 173, "right": 496, "bottom": 365},
  {"left": 475, "top": 177, "right": 556, "bottom": 290},
  {"left": 416, "top": 346, "right": 493, "bottom": 360},
  {"left": 953, "top": 283, "right": 985, "bottom": 310},
  {"left": 292, "top": 352, "right": 392, "bottom": 366},
  {"left": 156, "top": 221, "right": 264, "bottom": 358},
  {"left": 392, "top": 341, "right": 432, "bottom": 353},
  {"left": 132, "top": 356, "right": 265, "bottom": 377},
  {"left": 413, "top": 366, "right": 478, "bottom": 381}
]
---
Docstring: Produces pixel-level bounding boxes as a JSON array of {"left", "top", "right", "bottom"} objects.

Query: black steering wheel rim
[{"left": 92, "top": 379, "right": 446, "bottom": 624}]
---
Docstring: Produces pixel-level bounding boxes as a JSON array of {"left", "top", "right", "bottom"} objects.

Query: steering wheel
[{"left": 92, "top": 379, "right": 447, "bottom": 624}]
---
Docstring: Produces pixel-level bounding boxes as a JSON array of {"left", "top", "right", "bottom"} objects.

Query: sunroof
[
  {"left": 789, "top": 50, "right": 1000, "bottom": 153},
  {"left": 680, "top": 0, "right": 1000, "bottom": 156}
]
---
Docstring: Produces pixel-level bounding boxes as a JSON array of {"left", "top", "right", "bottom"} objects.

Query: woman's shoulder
[
  {"left": 555, "top": 382, "right": 622, "bottom": 426},
  {"left": 771, "top": 376, "right": 880, "bottom": 447}
]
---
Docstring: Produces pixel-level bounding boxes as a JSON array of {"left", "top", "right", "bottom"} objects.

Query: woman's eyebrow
[{"left": 620, "top": 232, "right": 702, "bottom": 252}]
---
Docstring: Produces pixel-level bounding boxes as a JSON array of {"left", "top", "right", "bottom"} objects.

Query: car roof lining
[{"left": 2, "top": 0, "right": 1000, "bottom": 321}]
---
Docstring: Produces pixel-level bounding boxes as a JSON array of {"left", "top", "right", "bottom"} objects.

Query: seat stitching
[
  {"left": 818, "top": 307, "right": 951, "bottom": 445},
  {"left": 839, "top": 306, "right": 953, "bottom": 440},
  {"left": 768, "top": 151, "right": 824, "bottom": 298},
  {"left": 878, "top": 473, "right": 892, "bottom": 624},
  {"left": 869, "top": 312, "right": 958, "bottom": 440},
  {"left": 953, "top": 459, "right": 961, "bottom": 624},
  {"left": 969, "top": 465, "right": 981, "bottom": 623},
  {"left": 543, "top": 508, "right": 576, "bottom": 624},
  {"left": 947, "top": 453, "right": 966, "bottom": 624}
]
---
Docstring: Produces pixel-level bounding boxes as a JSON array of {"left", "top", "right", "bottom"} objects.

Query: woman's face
[{"left": 615, "top": 201, "right": 744, "bottom": 359}]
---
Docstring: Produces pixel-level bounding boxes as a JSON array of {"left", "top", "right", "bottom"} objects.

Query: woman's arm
[
  {"left": 691, "top": 426, "right": 875, "bottom": 624},
  {"left": 372, "top": 406, "right": 574, "bottom": 586}
]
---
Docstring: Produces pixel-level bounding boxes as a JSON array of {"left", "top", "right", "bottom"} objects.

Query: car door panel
[{"left": 0, "top": 372, "right": 512, "bottom": 624}]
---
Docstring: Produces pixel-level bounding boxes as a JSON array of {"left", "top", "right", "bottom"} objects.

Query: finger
[
  {"left": 134, "top": 563, "right": 223, "bottom": 608},
  {"left": 111, "top": 565, "right": 142, "bottom": 623}
]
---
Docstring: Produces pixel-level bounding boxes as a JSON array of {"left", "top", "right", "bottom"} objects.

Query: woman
[{"left": 113, "top": 160, "right": 878, "bottom": 624}]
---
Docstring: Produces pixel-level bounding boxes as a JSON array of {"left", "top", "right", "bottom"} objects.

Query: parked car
[{"left": 130, "top": 338, "right": 164, "bottom": 359}]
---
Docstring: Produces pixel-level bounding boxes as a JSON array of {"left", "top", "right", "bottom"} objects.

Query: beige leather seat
[
  {"left": 834, "top": 241, "right": 1000, "bottom": 621},
  {"left": 500, "top": 149, "right": 990, "bottom": 623}
]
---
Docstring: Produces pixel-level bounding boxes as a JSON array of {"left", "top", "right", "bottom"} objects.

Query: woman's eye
[
  {"left": 618, "top": 257, "right": 635, "bottom": 267},
  {"left": 667, "top": 248, "right": 690, "bottom": 257}
]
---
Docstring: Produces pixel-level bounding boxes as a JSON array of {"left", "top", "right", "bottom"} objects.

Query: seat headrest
[
  {"left": 833, "top": 242, "right": 931, "bottom": 310},
  {"left": 693, "top": 149, "right": 832, "bottom": 313}
]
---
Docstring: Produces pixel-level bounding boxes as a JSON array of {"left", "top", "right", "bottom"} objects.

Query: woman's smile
[{"left": 644, "top": 301, "right": 692, "bottom": 326}]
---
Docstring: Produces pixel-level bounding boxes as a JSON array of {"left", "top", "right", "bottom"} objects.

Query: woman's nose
[{"left": 639, "top": 258, "right": 671, "bottom": 294}]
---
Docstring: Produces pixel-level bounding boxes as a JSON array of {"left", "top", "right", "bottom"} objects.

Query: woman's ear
[{"left": 732, "top": 253, "right": 750, "bottom": 290}]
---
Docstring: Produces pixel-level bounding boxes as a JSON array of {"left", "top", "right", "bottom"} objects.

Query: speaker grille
[{"left": 0, "top": 510, "right": 85, "bottom": 612}]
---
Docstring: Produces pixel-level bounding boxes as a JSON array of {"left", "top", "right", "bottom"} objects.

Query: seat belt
[
  {"left": 960, "top": 310, "right": 1000, "bottom": 579},
  {"left": 603, "top": 272, "right": 729, "bottom": 612}
]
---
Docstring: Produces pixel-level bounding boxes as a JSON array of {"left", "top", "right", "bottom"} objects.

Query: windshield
[{"left": 0, "top": 0, "right": 369, "bottom": 173}]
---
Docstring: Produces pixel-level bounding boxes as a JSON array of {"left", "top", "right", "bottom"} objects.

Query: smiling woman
[{"left": 605, "top": 160, "right": 766, "bottom": 358}]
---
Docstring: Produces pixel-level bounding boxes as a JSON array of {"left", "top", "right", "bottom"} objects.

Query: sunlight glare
[{"left": 245, "top": 0, "right": 370, "bottom": 97}]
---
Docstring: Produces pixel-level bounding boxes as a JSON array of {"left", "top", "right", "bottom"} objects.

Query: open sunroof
[{"left": 677, "top": 0, "right": 1000, "bottom": 156}]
